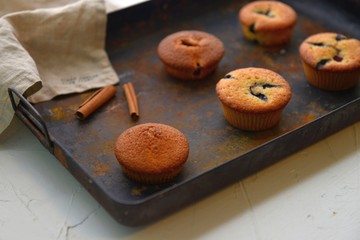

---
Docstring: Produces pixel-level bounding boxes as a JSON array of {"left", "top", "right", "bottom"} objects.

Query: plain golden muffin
[
  {"left": 216, "top": 68, "right": 292, "bottom": 131},
  {"left": 299, "top": 32, "right": 360, "bottom": 90},
  {"left": 239, "top": 1, "right": 297, "bottom": 46},
  {"left": 157, "top": 30, "right": 225, "bottom": 80},
  {"left": 114, "top": 123, "right": 189, "bottom": 184}
]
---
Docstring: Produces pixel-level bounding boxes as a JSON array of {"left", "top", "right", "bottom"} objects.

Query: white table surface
[
  {"left": 2, "top": 113, "right": 360, "bottom": 240},
  {"left": 1, "top": 1, "right": 360, "bottom": 239}
]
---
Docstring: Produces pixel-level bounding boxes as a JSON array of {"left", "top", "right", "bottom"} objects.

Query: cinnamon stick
[
  {"left": 75, "top": 85, "right": 116, "bottom": 120},
  {"left": 123, "top": 82, "right": 139, "bottom": 121}
]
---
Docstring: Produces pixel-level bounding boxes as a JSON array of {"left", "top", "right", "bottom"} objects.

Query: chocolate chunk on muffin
[
  {"left": 239, "top": 1, "right": 297, "bottom": 46},
  {"left": 157, "top": 30, "right": 225, "bottom": 80},
  {"left": 299, "top": 32, "right": 360, "bottom": 90}
]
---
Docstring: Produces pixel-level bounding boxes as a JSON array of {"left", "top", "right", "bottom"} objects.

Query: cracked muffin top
[
  {"left": 239, "top": 1, "right": 297, "bottom": 32},
  {"left": 114, "top": 123, "right": 189, "bottom": 175},
  {"left": 157, "top": 30, "right": 224, "bottom": 75},
  {"left": 216, "top": 68, "right": 292, "bottom": 113},
  {"left": 299, "top": 32, "right": 360, "bottom": 71}
]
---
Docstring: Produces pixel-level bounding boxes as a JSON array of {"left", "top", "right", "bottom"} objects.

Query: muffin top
[
  {"left": 299, "top": 32, "right": 360, "bottom": 71},
  {"left": 114, "top": 123, "right": 189, "bottom": 175},
  {"left": 239, "top": 1, "right": 297, "bottom": 31},
  {"left": 216, "top": 68, "right": 292, "bottom": 113},
  {"left": 157, "top": 30, "right": 224, "bottom": 69}
]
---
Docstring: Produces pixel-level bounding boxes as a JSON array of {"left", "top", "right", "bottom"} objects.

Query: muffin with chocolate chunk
[
  {"left": 114, "top": 123, "right": 189, "bottom": 184},
  {"left": 157, "top": 30, "right": 224, "bottom": 80},
  {"left": 216, "top": 68, "right": 292, "bottom": 131},
  {"left": 299, "top": 32, "right": 360, "bottom": 90},
  {"left": 239, "top": 1, "right": 297, "bottom": 46}
]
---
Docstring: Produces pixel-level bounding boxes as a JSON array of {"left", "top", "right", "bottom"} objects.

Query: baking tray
[{"left": 8, "top": 0, "right": 360, "bottom": 226}]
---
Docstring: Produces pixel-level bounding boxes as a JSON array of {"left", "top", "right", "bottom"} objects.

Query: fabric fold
[
  {"left": 0, "top": 0, "right": 119, "bottom": 134},
  {"left": 0, "top": 18, "right": 42, "bottom": 133}
]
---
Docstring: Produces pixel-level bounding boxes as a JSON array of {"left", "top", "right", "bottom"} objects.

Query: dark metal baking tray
[{"left": 8, "top": 0, "right": 360, "bottom": 226}]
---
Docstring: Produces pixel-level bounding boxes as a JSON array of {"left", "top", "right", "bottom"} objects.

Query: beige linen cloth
[{"left": 0, "top": 0, "right": 119, "bottom": 134}]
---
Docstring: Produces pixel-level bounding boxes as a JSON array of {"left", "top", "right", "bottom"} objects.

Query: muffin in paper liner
[
  {"left": 114, "top": 123, "right": 189, "bottom": 185},
  {"left": 239, "top": 1, "right": 297, "bottom": 46},
  {"left": 121, "top": 166, "right": 183, "bottom": 185},
  {"left": 157, "top": 30, "right": 224, "bottom": 80},
  {"left": 299, "top": 32, "right": 360, "bottom": 91},
  {"left": 216, "top": 68, "right": 292, "bottom": 131},
  {"left": 220, "top": 103, "right": 284, "bottom": 131}
]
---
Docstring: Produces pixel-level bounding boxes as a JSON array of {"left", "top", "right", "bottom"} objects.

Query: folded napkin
[{"left": 0, "top": 0, "right": 119, "bottom": 134}]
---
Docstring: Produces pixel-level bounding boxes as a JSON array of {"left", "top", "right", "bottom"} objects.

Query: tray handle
[{"left": 8, "top": 88, "right": 53, "bottom": 153}]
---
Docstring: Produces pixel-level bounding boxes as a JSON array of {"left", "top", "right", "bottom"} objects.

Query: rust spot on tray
[
  {"left": 54, "top": 146, "right": 69, "bottom": 169},
  {"left": 287, "top": 113, "right": 318, "bottom": 131},
  {"left": 131, "top": 186, "right": 147, "bottom": 196},
  {"left": 49, "top": 105, "right": 77, "bottom": 122},
  {"left": 83, "top": 140, "right": 115, "bottom": 161},
  {"left": 91, "top": 161, "right": 110, "bottom": 177},
  {"left": 50, "top": 107, "right": 63, "bottom": 120}
]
